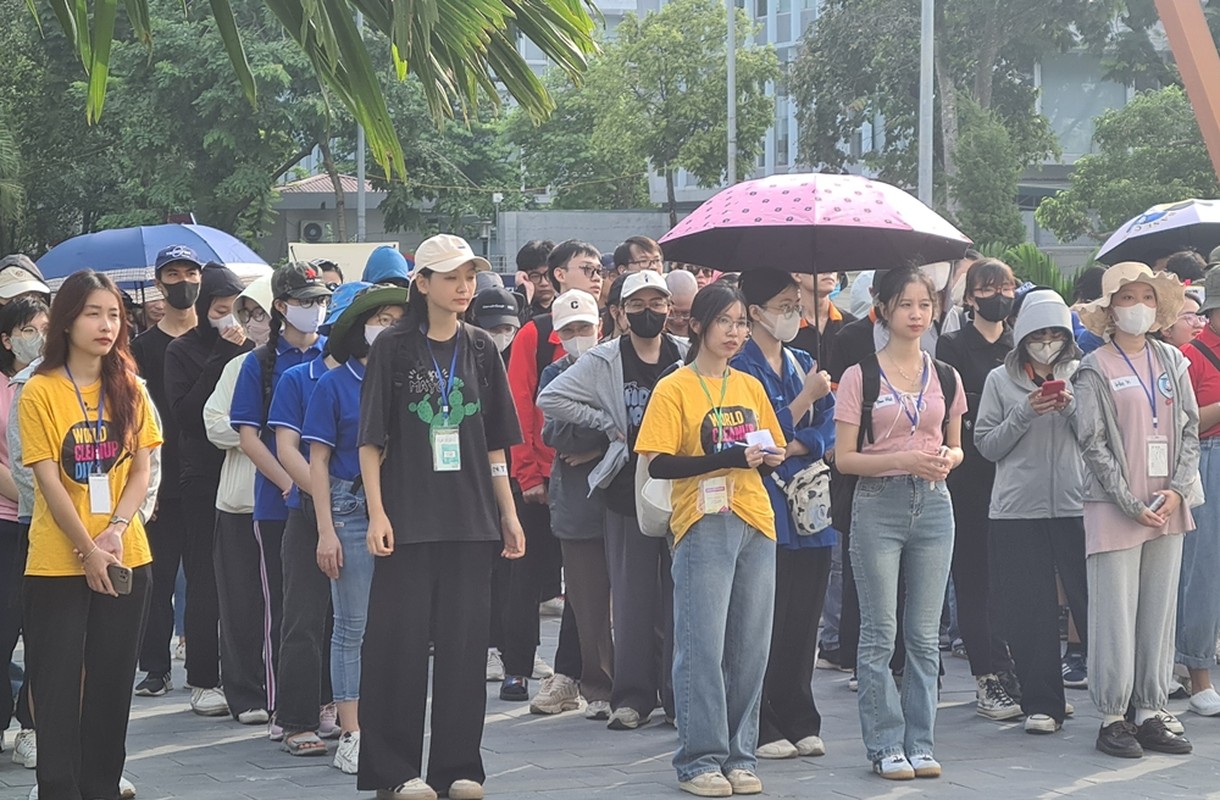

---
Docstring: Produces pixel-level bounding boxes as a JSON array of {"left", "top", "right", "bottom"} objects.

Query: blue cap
[
  {"left": 322, "top": 281, "right": 373, "bottom": 331},
  {"left": 154, "top": 245, "right": 204, "bottom": 272},
  {"left": 362, "top": 246, "right": 412, "bottom": 285}
]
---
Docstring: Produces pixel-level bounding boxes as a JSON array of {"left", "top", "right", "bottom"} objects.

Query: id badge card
[
  {"left": 88, "top": 472, "right": 110, "bottom": 515},
  {"left": 431, "top": 426, "right": 461, "bottom": 472},
  {"left": 1147, "top": 435, "right": 1169, "bottom": 479},
  {"left": 698, "top": 476, "right": 732, "bottom": 514}
]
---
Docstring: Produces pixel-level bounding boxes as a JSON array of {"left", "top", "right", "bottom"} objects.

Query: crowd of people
[{"left": 1, "top": 233, "right": 1220, "bottom": 800}]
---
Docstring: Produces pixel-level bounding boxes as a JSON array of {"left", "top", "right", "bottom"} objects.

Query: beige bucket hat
[{"left": 1078, "top": 261, "right": 1185, "bottom": 336}]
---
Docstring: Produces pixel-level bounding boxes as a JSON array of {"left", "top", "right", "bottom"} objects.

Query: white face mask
[
  {"left": 1025, "top": 340, "right": 1065, "bottom": 365},
  {"left": 489, "top": 330, "right": 516, "bottom": 353},
  {"left": 209, "top": 313, "right": 238, "bottom": 331},
  {"left": 364, "top": 324, "right": 387, "bottom": 346},
  {"left": 562, "top": 334, "right": 598, "bottom": 359},
  {"left": 758, "top": 308, "right": 801, "bottom": 343},
  {"left": 1112, "top": 304, "right": 1157, "bottom": 336},
  {"left": 284, "top": 302, "right": 326, "bottom": 334},
  {"left": 10, "top": 332, "right": 43, "bottom": 366}
]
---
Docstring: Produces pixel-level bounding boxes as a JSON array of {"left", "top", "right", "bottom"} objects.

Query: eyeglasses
[
  {"left": 713, "top": 316, "right": 750, "bottom": 332},
  {"left": 624, "top": 298, "right": 671, "bottom": 313},
  {"left": 288, "top": 297, "right": 329, "bottom": 309},
  {"left": 629, "top": 257, "right": 663, "bottom": 270},
  {"left": 567, "top": 265, "right": 602, "bottom": 280},
  {"left": 689, "top": 266, "right": 716, "bottom": 278},
  {"left": 973, "top": 283, "right": 1017, "bottom": 298},
  {"left": 237, "top": 307, "right": 268, "bottom": 324},
  {"left": 325, "top": 282, "right": 341, "bottom": 292},
  {"left": 764, "top": 303, "right": 800, "bottom": 317},
  {"left": 669, "top": 311, "right": 691, "bottom": 322},
  {"left": 1179, "top": 312, "right": 1206, "bottom": 326},
  {"left": 525, "top": 270, "right": 549, "bottom": 285}
]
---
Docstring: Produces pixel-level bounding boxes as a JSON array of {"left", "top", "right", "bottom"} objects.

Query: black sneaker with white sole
[{"left": 134, "top": 672, "right": 172, "bottom": 697}]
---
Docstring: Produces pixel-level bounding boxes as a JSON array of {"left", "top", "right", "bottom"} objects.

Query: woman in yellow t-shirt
[
  {"left": 636, "top": 282, "right": 785, "bottom": 798},
  {"left": 18, "top": 270, "right": 162, "bottom": 800}
]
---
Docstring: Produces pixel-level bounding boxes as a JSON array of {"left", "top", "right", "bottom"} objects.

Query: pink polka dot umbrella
[{"left": 658, "top": 173, "right": 971, "bottom": 273}]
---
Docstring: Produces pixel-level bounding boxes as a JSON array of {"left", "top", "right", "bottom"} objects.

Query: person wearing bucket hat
[
  {"left": 1073, "top": 261, "right": 1201, "bottom": 758},
  {"left": 356, "top": 232, "right": 523, "bottom": 800},
  {"left": 299, "top": 284, "right": 408, "bottom": 774},
  {"left": 975, "top": 288, "right": 1089, "bottom": 735},
  {"left": 1175, "top": 266, "right": 1220, "bottom": 719},
  {"left": 322, "top": 282, "right": 374, "bottom": 336}
]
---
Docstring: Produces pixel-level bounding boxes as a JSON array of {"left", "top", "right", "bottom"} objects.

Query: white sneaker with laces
[
  {"left": 678, "top": 771, "right": 732, "bottom": 797},
  {"left": 486, "top": 648, "right": 505, "bottom": 682},
  {"left": 120, "top": 777, "right": 137, "bottom": 798},
  {"left": 173, "top": 638, "right": 186, "bottom": 661},
  {"left": 725, "top": 769, "right": 763, "bottom": 794},
  {"left": 1189, "top": 687, "right": 1220, "bottom": 716},
  {"left": 531, "top": 654, "right": 555, "bottom": 680},
  {"left": 376, "top": 778, "right": 437, "bottom": 800},
  {"left": 333, "top": 731, "right": 360, "bottom": 774},
  {"left": 975, "top": 674, "right": 1022, "bottom": 720},
  {"left": 529, "top": 674, "right": 582, "bottom": 715},
  {"left": 873, "top": 754, "right": 915, "bottom": 780},
  {"left": 318, "top": 703, "right": 341, "bottom": 739},
  {"left": 755, "top": 739, "right": 798, "bottom": 759},
  {"left": 607, "top": 707, "right": 645, "bottom": 730},
  {"left": 795, "top": 735, "right": 826, "bottom": 756},
  {"left": 190, "top": 687, "right": 229, "bottom": 717},
  {"left": 909, "top": 754, "right": 941, "bottom": 778},
  {"left": 12, "top": 728, "right": 35, "bottom": 768},
  {"left": 584, "top": 700, "right": 611, "bottom": 720}
]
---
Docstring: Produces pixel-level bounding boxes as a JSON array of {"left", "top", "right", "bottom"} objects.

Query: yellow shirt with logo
[
  {"left": 635, "top": 365, "right": 785, "bottom": 544},
  {"left": 20, "top": 372, "right": 161, "bottom": 577}
]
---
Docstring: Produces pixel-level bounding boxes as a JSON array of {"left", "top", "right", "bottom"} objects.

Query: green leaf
[
  {"left": 86, "top": 0, "right": 119, "bottom": 123},
  {"left": 124, "top": 0, "right": 152, "bottom": 47},
  {"left": 209, "top": 0, "right": 257, "bottom": 107},
  {"left": 72, "top": 0, "right": 92, "bottom": 67}
]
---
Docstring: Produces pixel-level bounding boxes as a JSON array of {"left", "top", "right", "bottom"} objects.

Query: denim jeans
[
  {"left": 329, "top": 479, "right": 374, "bottom": 703},
  {"left": 671, "top": 513, "right": 775, "bottom": 783},
  {"left": 850, "top": 475, "right": 954, "bottom": 763},
  {"left": 1177, "top": 437, "right": 1220, "bottom": 669}
]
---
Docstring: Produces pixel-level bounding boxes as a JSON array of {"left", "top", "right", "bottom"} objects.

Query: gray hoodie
[
  {"left": 1073, "top": 338, "right": 1203, "bottom": 520},
  {"left": 540, "top": 354, "right": 609, "bottom": 540},
  {"left": 974, "top": 349, "right": 1085, "bottom": 519},
  {"left": 537, "top": 334, "right": 688, "bottom": 495}
]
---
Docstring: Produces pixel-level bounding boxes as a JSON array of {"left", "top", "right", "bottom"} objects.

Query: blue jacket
[{"left": 731, "top": 339, "right": 837, "bottom": 550}]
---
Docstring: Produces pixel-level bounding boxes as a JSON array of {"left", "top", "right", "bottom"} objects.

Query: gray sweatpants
[{"left": 1087, "top": 533, "right": 1185, "bottom": 717}]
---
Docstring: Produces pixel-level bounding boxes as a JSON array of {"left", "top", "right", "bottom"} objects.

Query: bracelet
[
  {"left": 108, "top": 515, "right": 130, "bottom": 528},
  {"left": 82, "top": 545, "right": 101, "bottom": 563},
  {"left": 491, "top": 463, "right": 508, "bottom": 477}
]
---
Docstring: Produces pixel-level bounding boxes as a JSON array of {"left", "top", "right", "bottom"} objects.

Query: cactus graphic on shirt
[{"left": 409, "top": 377, "right": 481, "bottom": 428}]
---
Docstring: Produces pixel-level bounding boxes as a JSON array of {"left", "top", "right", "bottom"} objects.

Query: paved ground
[{"left": 3, "top": 617, "right": 1220, "bottom": 799}]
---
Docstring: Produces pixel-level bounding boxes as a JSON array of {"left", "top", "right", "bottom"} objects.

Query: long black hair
[
  {"left": 0, "top": 297, "right": 49, "bottom": 377},
  {"left": 874, "top": 265, "right": 939, "bottom": 328},
  {"left": 404, "top": 267, "right": 433, "bottom": 330},
  {"left": 685, "top": 283, "right": 748, "bottom": 365}
]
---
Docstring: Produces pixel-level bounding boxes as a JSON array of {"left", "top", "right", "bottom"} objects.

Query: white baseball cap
[
  {"left": 415, "top": 234, "right": 491, "bottom": 274},
  {"left": 621, "top": 270, "right": 671, "bottom": 301},
  {"left": 551, "top": 289, "right": 600, "bottom": 330}
]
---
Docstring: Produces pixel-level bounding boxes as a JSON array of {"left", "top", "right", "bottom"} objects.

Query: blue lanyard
[
  {"left": 878, "top": 356, "right": 928, "bottom": 436},
  {"left": 64, "top": 365, "right": 106, "bottom": 473},
  {"left": 1113, "top": 342, "right": 1159, "bottom": 429},
  {"left": 424, "top": 327, "right": 461, "bottom": 423}
]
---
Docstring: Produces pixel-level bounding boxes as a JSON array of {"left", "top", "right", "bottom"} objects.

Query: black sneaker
[
  {"left": 499, "top": 676, "right": 528, "bottom": 702},
  {"left": 997, "top": 670, "right": 1022, "bottom": 703},
  {"left": 134, "top": 672, "right": 173, "bottom": 697},
  {"left": 1061, "top": 651, "right": 1087, "bottom": 689},
  {"left": 1096, "top": 720, "right": 1143, "bottom": 759},
  {"left": 1135, "top": 717, "right": 1192, "bottom": 754}
]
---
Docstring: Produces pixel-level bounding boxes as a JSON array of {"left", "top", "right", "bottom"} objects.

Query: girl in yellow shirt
[
  {"left": 19, "top": 270, "right": 161, "bottom": 800},
  {"left": 636, "top": 282, "right": 785, "bottom": 798}
]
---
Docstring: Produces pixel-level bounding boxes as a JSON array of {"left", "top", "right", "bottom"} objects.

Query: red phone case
[{"left": 1041, "top": 380, "right": 1065, "bottom": 396}]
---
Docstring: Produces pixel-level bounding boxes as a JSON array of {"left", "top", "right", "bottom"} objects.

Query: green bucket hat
[
  {"left": 329, "top": 284, "right": 410, "bottom": 362},
  {"left": 1199, "top": 266, "right": 1220, "bottom": 315}
]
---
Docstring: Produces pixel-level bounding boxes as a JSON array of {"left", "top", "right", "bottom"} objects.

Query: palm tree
[
  {"left": 36, "top": 0, "right": 600, "bottom": 178},
  {"left": 0, "top": 115, "right": 23, "bottom": 252}
]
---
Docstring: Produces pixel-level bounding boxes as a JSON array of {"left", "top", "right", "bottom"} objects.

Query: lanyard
[
  {"left": 692, "top": 365, "right": 730, "bottom": 451},
  {"left": 877, "top": 355, "right": 928, "bottom": 436},
  {"left": 1113, "top": 342, "right": 1159, "bottom": 429},
  {"left": 425, "top": 329, "right": 461, "bottom": 423},
  {"left": 64, "top": 365, "right": 106, "bottom": 473}
]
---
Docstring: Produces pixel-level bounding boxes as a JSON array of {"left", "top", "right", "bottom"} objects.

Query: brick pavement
[{"left": 3, "top": 618, "right": 1220, "bottom": 799}]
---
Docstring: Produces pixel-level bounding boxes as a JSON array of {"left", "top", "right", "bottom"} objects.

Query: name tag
[
  {"left": 699, "top": 477, "right": 731, "bottom": 514},
  {"left": 1110, "top": 376, "right": 1141, "bottom": 392},
  {"left": 872, "top": 394, "right": 897, "bottom": 410},
  {"left": 431, "top": 426, "right": 461, "bottom": 472},
  {"left": 88, "top": 473, "right": 111, "bottom": 515},
  {"left": 1147, "top": 435, "right": 1169, "bottom": 478}
]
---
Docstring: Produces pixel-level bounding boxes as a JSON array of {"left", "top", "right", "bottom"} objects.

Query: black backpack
[
  {"left": 854, "top": 352, "right": 958, "bottom": 451},
  {"left": 531, "top": 313, "right": 557, "bottom": 399}
]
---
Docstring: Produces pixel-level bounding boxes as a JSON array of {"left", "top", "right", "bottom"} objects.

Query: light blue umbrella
[{"left": 1096, "top": 199, "right": 1220, "bottom": 265}]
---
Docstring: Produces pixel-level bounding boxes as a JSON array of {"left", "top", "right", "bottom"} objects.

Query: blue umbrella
[
  {"left": 1096, "top": 199, "right": 1220, "bottom": 265},
  {"left": 37, "top": 224, "right": 269, "bottom": 289}
]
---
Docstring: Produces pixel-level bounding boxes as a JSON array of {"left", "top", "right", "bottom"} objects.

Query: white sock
[
  {"left": 1134, "top": 709, "right": 1157, "bottom": 725},
  {"left": 1102, "top": 714, "right": 1125, "bottom": 726}
]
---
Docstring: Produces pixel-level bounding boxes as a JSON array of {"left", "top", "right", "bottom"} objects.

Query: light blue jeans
[
  {"left": 671, "top": 513, "right": 775, "bottom": 783},
  {"left": 328, "top": 478, "right": 375, "bottom": 703},
  {"left": 1177, "top": 437, "right": 1220, "bottom": 670},
  {"left": 850, "top": 476, "right": 954, "bottom": 764}
]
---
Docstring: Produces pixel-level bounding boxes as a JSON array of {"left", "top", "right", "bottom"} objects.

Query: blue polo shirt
[
  {"left": 302, "top": 359, "right": 364, "bottom": 482},
  {"left": 268, "top": 356, "right": 332, "bottom": 510},
  {"left": 230, "top": 335, "right": 327, "bottom": 521}
]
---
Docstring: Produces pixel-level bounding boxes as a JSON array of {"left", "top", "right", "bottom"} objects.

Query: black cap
[
  {"left": 273, "top": 261, "right": 333, "bottom": 301},
  {"left": 472, "top": 288, "right": 522, "bottom": 330}
]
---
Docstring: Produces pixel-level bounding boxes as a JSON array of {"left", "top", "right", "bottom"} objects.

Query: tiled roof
[{"left": 280, "top": 174, "right": 380, "bottom": 195}]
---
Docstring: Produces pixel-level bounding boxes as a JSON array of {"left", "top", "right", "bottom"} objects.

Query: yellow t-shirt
[
  {"left": 635, "top": 365, "right": 785, "bottom": 544},
  {"left": 19, "top": 371, "right": 162, "bottom": 577}
]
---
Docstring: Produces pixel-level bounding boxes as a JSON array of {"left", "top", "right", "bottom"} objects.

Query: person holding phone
[
  {"left": 974, "top": 289, "right": 1089, "bottom": 734},
  {"left": 18, "top": 270, "right": 162, "bottom": 800},
  {"left": 1074, "top": 262, "right": 1200, "bottom": 759}
]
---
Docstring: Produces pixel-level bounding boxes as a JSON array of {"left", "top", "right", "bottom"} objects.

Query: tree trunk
[
  {"left": 665, "top": 168, "right": 678, "bottom": 229},
  {"left": 318, "top": 138, "right": 347, "bottom": 243},
  {"left": 935, "top": 53, "right": 960, "bottom": 215},
  {"left": 972, "top": 5, "right": 1005, "bottom": 109}
]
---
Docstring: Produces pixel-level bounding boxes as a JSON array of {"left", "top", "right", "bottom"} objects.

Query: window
[{"left": 1038, "top": 53, "right": 1127, "bottom": 162}]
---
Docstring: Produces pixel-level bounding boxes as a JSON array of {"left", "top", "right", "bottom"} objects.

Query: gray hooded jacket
[
  {"left": 540, "top": 354, "right": 609, "bottom": 540},
  {"left": 1073, "top": 338, "right": 1203, "bottom": 519}
]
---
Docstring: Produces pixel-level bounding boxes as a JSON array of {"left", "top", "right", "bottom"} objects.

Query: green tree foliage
[
  {"left": 951, "top": 99, "right": 1026, "bottom": 248},
  {"left": 1034, "top": 87, "right": 1220, "bottom": 242},
  {"left": 0, "top": 114, "right": 23, "bottom": 253}
]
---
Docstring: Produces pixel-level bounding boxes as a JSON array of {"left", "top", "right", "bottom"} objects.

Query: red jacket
[{"left": 506, "top": 319, "right": 565, "bottom": 491}]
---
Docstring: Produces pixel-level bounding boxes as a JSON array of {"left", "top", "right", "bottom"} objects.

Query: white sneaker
[
  {"left": 909, "top": 754, "right": 941, "bottom": 778},
  {"left": 531, "top": 654, "right": 555, "bottom": 680},
  {"left": 795, "top": 734, "right": 826, "bottom": 756},
  {"left": 120, "top": 777, "right": 137, "bottom": 798},
  {"left": 678, "top": 771, "right": 733, "bottom": 797},
  {"left": 190, "top": 687, "right": 230, "bottom": 717},
  {"left": 174, "top": 638, "right": 186, "bottom": 661},
  {"left": 12, "top": 729, "right": 36, "bottom": 768},
  {"left": 529, "top": 674, "right": 582, "bottom": 715},
  {"left": 873, "top": 754, "right": 915, "bottom": 780},
  {"left": 975, "top": 675, "right": 1022, "bottom": 721},
  {"left": 584, "top": 700, "right": 611, "bottom": 720},
  {"left": 1189, "top": 687, "right": 1220, "bottom": 716},
  {"left": 539, "top": 597, "right": 565, "bottom": 617},
  {"left": 448, "top": 779, "right": 484, "bottom": 800},
  {"left": 1024, "top": 714, "right": 1061, "bottom": 734},
  {"left": 486, "top": 648, "right": 505, "bottom": 682},
  {"left": 724, "top": 769, "right": 762, "bottom": 794},
  {"left": 318, "top": 703, "right": 341, "bottom": 739},
  {"left": 237, "top": 709, "right": 270, "bottom": 725},
  {"left": 607, "top": 707, "right": 646, "bottom": 730},
  {"left": 333, "top": 730, "right": 360, "bottom": 774},
  {"left": 376, "top": 778, "right": 437, "bottom": 800},
  {"left": 756, "top": 739, "right": 798, "bottom": 758}
]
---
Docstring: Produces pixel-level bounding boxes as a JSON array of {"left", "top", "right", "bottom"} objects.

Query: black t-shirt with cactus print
[{"left": 359, "top": 323, "right": 522, "bottom": 544}]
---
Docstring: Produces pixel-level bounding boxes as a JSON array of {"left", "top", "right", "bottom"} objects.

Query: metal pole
[
  {"left": 917, "top": 0, "right": 934, "bottom": 205},
  {"left": 727, "top": 0, "right": 737, "bottom": 185},
  {"left": 355, "top": 10, "right": 367, "bottom": 242}
]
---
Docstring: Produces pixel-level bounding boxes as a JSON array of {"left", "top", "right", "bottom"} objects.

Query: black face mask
[
  {"left": 163, "top": 281, "right": 201, "bottom": 311},
  {"left": 974, "top": 294, "right": 1013, "bottom": 323},
  {"left": 627, "top": 309, "right": 667, "bottom": 339}
]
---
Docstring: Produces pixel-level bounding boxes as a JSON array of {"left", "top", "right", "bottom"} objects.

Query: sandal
[{"left": 283, "top": 730, "right": 329, "bottom": 756}]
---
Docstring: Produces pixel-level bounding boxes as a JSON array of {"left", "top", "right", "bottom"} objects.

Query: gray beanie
[{"left": 1013, "top": 290, "right": 1072, "bottom": 345}]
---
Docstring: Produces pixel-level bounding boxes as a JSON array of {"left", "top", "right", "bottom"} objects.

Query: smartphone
[
  {"left": 1040, "top": 379, "right": 1066, "bottom": 397},
  {"left": 1149, "top": 494, "right": 1168, "bottom": 514},
  {"left": 107, "top": 563, "right": 133, "bottom": 596}
]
